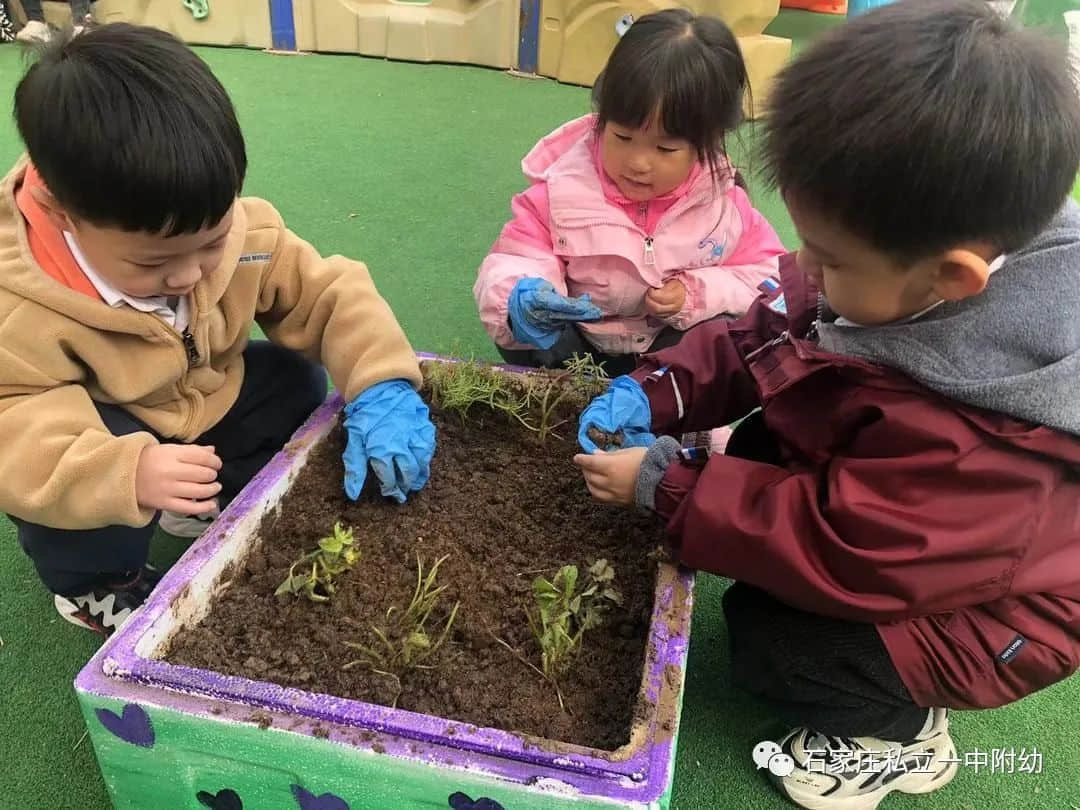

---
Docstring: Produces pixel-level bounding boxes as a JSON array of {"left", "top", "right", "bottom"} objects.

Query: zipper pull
[
  {"left": 745, "top": 330, "right": 791, "bottom": 362},
  {"left": 181, "top": 328, "right": 201, "bottom": 367},
  {"left": 643, "top": 237, "right": 656, "bottom": 266}
]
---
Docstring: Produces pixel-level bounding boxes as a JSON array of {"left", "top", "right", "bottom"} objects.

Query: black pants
[
  {"left": 720, "top": 413, "right": 927, "bottom": 741},
  {"left": 496, "top": 323, "right": 689, "bottom": 378},
  {"left": 20, "top": 0, "right": 92, "bottom": 21},
  {"left": 14, "top": 341, "right": 327, "bottom": 596},
  {"left": 724, "top": 583, "right": 927, "bottom": 740}
]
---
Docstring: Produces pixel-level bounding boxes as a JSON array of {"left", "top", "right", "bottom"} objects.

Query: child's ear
[
  {"left": 930, "top": 249, "right": 993, "bottom": 302},
  {"left": 29, "top": 186, "right": 77, "bottom": 232}
]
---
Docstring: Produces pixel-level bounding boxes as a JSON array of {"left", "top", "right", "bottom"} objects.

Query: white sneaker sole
[
  {"left": 776, "top": 738, "right": 960, "bottom": 810},
  {"left": 54, "top": 593, "right": 134, "bottom": 635},
  {"left": 15, "top": 21, "right": 51, "bottom": 43}
]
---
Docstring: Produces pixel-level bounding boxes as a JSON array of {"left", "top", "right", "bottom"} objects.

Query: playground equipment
[
  {"left": 8, "top": 0, "right": 271, "bottom": 46},
  {"left": 291, "top": 0, "right": 519, "bottom": 70},
  {"left": 12, "top": 0, "right": 791, "bottom": 113},
  {"left": 534, "top": 0, "right": 790, "bottom": 112}
]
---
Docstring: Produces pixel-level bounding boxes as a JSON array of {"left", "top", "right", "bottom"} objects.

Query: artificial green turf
[{"left": 1, "top": 15, "right": 1078, "bottom": 810}]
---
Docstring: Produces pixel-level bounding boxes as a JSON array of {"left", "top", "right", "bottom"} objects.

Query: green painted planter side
[{"left": 77, "top": 694, "right": 681, "bottom": 809}]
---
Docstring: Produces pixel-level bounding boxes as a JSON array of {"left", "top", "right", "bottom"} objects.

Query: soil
[
  {"left": 586, "top": 426, "right": 626, "bottom": 450},
  {"left": 166, "top": 370, "right": 666, "bottom": 750}
]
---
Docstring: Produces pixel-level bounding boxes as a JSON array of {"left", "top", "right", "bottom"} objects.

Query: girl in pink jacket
[{"left": 474, "top": 9, "right": 785, "bottom": 376}]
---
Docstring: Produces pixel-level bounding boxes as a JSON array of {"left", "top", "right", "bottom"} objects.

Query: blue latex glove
[
  {"left": 577, "top": 375, "right": 656, "bottom": 453},
  {"left": 507, "top": 277, "right": 603, "bottom": 350},
  {"left": 343, "top": 380, "right": 436, "bottom": 503}
]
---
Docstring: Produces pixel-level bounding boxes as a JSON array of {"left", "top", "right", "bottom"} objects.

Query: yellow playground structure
[{"left": 9, "top": 0, "right": 790, "bottom": 113}]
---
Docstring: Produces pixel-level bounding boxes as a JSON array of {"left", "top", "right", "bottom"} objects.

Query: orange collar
[{"left": 15, "top": 165, "right": 103, "bottom": 301}]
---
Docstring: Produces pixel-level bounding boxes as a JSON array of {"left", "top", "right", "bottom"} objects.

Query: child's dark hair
[
  {"left": 591, "top": 9, "right": 747, "bottom": 184},
  {"left": 762, "top": 0, "right": 1080, "bottom": 263},
  {"left": 14, "top": 24, "right": 246, "bottom": 235}
]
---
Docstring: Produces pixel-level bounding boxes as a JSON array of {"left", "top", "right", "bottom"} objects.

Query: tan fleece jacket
[{"left": 0, "top": 160, "right": 421, "bottom": 530}]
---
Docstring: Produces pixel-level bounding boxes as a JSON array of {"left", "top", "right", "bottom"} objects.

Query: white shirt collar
[
  {"left": 63, "top": 231, "right": 190, "bottom": 332},
  {"left": 833, "top": 254, "right": 1006, "bottom": 329}
]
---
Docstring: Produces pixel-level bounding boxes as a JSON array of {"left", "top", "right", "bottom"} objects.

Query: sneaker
[
  {"left": 54, "top": 565, "right": 162, "bottom": 637},
  {"left": 15, "top": 20, "right": 51, "bottom": 44},
  {"left": 158, "top": 507, "right": 218, "bottom": 538},
  {"left": 768, "top": 709, "right": 958, "bottom": 810}
]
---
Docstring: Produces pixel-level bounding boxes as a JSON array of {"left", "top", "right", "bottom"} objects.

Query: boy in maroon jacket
[{"left": 574, "top": 2, "right": 1080, "bottom": 808}]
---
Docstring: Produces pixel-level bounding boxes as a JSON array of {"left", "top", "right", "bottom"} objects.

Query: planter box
[{"left": 75, "top": 358, "right": 694, "bottom": 810}]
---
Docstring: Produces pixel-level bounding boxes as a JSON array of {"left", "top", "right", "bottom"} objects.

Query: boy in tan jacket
[{"left": 3, "top": 25, "right": 435, "bottom": 635}]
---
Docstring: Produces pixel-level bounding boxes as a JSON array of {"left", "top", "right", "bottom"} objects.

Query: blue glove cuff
[{"left": 345, "top": 379, "right": 414, "bottom": 415}]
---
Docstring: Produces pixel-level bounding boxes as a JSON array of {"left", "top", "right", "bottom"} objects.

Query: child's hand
[
  {"left": 573, "top": 447, "right": 648, "bottom": 505},
  {"left": 644, "top": 279, "right": 687, "bottom": 318},
  {"left": 136, "top": 443, "right": 222, "bottom": 515}
]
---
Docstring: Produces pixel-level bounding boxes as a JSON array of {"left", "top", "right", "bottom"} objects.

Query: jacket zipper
[
  {"left": 643, "top": 237, "right": 656, "bottom": 266},
  {"left": 806, "top": 295, "right": 825, "bottom": 342},
  {"left": 745, "top": 330, "right": 791, "bottom": 362},
  {"left": 181, "top": 327, "right": 201, "bottom": 367},
  {"left": 636, "top": 203, "right": 658, "bottom": 267}
]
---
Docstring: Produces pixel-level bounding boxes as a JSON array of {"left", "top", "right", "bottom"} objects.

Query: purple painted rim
[{"left": 76, "top": 354, "right": 695, "bottom": 803}]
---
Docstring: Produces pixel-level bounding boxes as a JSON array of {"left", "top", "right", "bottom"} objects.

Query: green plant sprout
[
  {"left": 494, "top": 559, "right": 621, "bottom": 711},
  {"left": 275, "top": 522, "right": 359, "bottom": 603},
  {"left": 424, "top": 356, "right": 532, "bottom": 429},
  {"left": 343, "top": 553, "right": 460, "bottom": 707},
  {"left": 424, "top": 353, "right": 608, "bottom": 443},
  {"left": 523, "top": 353, "right": 609, "bottom": 442}
]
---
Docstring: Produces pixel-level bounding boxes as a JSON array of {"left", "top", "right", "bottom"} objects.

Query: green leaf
[
  {"left": 561, "top": 566, "right": 579, "bottom": 596},
  {"left": 603, "top": 587, "right": 623, "bottom": 605},
  {"left": 274, "top": 577, "right": 298, "bottom": 597},
  {"left": 590, "top": 559, "right": 614, "bottom": 583},
  {"left": 406, "top": 631, "right": 431, "bottom": 650},
  {"left": 580, "top": 609, "right": 603, "bottom": 631},
  {"left": 533, "top": 577, "right": 558, "bottom": 596},
  {"left": 334, "top": 522, "right": 355, "bottom": 546},
  {"left": 276, "top": 572, "right": 316, "bottom": 597},
  {"left": 318, "top": 535, "right": 343, "bottom": 554}
]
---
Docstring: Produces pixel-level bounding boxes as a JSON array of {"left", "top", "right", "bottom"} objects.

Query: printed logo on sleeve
[
  {"left": 766, "top": 293, "right": 788, "bottom": 315},
  {"left": 998, "top": 635, "right": 1027, "bottom": 664}
]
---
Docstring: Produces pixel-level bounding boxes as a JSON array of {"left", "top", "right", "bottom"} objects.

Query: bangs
[
  {"left": 597, "top": 48, "right": 737, "bottom": 152},
  {"left": 593, "top": 9, "right": 746, "bottom": 169}
]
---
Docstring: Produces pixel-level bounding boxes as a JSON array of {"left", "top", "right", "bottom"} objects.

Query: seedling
[
  {"left": 424, "top": 356, "right": 532, "bottom": 429},
  {"left": 425, "top": 353, "right": 608, "bottom": 445},
  {"left": 343, "top": 553, "right": 460, "bottom": 707},
  {"left": 522, "top": 353, "right": 609, "bottom": 442},
  {"left": 513, "top": 559, "right": 621, "bottom": 710},
  {"left": 275, "top": 522, "right": 359, "bottom": 603}
]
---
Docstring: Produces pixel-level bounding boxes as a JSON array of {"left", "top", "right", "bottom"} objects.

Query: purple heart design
[
  {"left": 95, "top": 703, "right": 155, "bottom": 748},
  {"left": 291, "top": 784, "right": 350, "bottom": 810},
  {"left": 196, "top": 789, "right": 243, "bottom": 810},
  {"left": 448, "top": 793, "right": 505, "bottom": 810}
]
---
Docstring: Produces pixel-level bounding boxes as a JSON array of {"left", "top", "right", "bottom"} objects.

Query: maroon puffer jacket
[{"left": 632, "top": 254, "right": 1080, "bottom": 709}]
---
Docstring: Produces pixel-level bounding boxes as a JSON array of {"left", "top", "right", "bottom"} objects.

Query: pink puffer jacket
[{"left": 474, "top": 115, "right": 785, "bottom": 355}]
